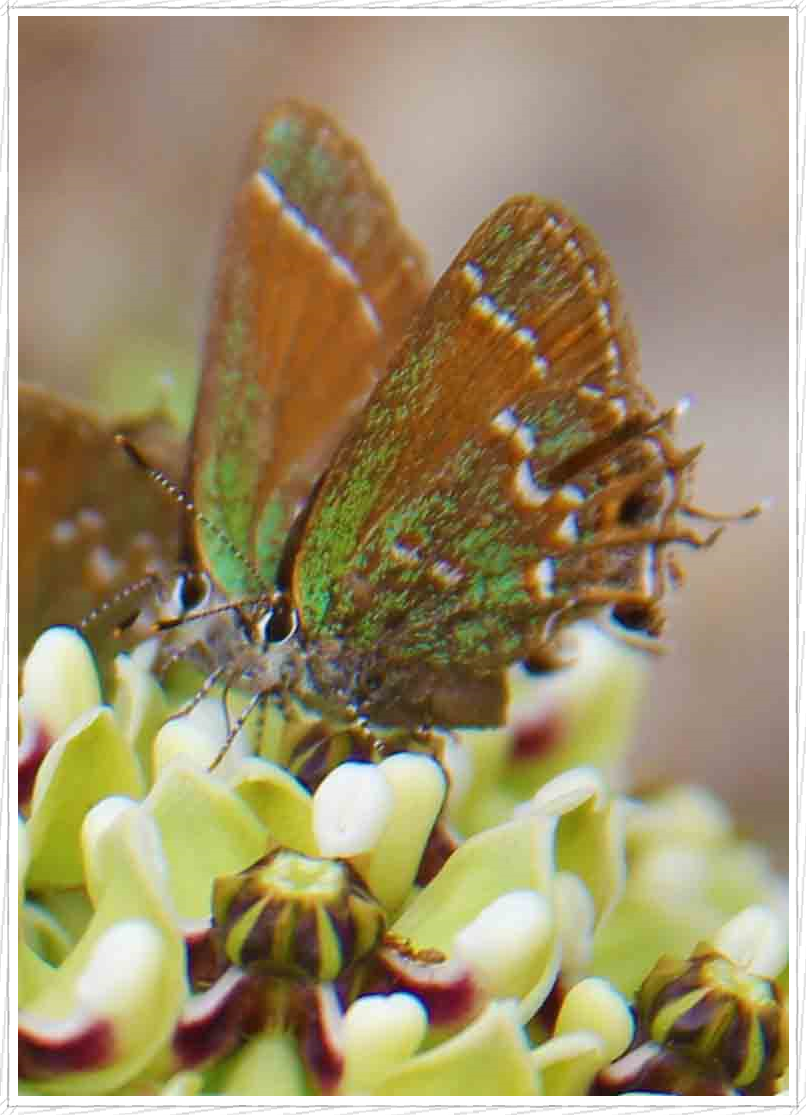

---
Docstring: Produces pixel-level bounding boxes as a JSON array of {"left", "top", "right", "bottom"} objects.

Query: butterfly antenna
[
  {"left": 115, "top": 434, "right": 268, "bottom": 593},
  {"left": 79, "top": 573, "right": 161, "bottom": 633},
  {"left": 153, "top": 592, "right": 279, "bottom": 633}
]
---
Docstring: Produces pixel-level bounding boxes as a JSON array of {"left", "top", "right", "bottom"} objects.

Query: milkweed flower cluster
[{"left": 18, "top": 623, "right": 787, "bottom": 1096}]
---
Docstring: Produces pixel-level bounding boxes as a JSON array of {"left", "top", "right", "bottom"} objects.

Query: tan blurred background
[{"left": 19, "top": 16, "right": 788, "bottom": 863}]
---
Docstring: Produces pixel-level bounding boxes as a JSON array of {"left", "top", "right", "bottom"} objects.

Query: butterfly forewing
[
  {"left": 293, "top": 197, "right": 693, "bottom": 725},
  {"left": 189, "top": 101, "right": 431, "bottom": 598}
]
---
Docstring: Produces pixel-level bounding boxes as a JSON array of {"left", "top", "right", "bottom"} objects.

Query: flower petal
[
  {"left": 21, "top": 627, "right": 102, "bottom": 741},
  {"left": 378, "top": 1001, "right": 538, "bottom": 1096},
  {"left": 364, "top": 753, "right": 447, "bottom": 913},
  {"left": 341, "top": 993, "right": 427, "bottom": 1094},
  {"left": 144, "top": 758, "right": 268, "bottom": 921},
  {"left": 313, "top": 762, "right": 393, "bottom": 857},
  {"left": 26, "top": 708, "right": 145, "bottom": 889}
]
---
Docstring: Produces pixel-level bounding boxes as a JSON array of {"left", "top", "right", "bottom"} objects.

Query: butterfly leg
[
  {"left": 161, "top": 663, "right": 228, "bottom": 726},
  {"left": 208, "top": 688, "right": 270, "bottom": 772},
  {"left": 154, "top": 636, "right": 216, "bottom": 681},
  {"left": 219, "top": 674, "right": 239, "bottom": 740}
]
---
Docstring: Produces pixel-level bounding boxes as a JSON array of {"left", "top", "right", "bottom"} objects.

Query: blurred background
[{"left": 19, "top": 16, "right": 788, "bottom": 863}]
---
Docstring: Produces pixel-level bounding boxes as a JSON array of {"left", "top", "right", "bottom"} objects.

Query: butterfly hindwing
[{"left": 293, "top": 198, "right": 694, "bottom": 724}]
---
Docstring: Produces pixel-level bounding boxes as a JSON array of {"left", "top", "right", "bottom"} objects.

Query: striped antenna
[
  {"left": 79, "top": 572, "right": 160, "bottom": 632},
  {"left": 115, "top": 434, "right": 268, "bottom": 593}
]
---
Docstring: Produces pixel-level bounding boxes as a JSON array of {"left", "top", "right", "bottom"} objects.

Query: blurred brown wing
[{"left": 19, "top": 384, "right": 183, "bottom": 663}]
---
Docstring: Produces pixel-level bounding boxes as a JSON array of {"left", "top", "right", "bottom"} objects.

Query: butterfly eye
[
  {"left": 173, "top": 570, "right": 212, "bottom": 614},
  {"left": 256, "top": 597, "right": 298, "bottom": 648}
]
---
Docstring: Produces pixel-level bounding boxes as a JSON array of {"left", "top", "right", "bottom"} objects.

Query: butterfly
[{"left": 102, "top": 102, "right": 747, "bottom": 752}]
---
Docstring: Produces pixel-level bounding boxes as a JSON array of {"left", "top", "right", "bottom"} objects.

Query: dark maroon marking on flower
[
  {"left": 334, "top": 967, "right": 360, "bottom": 1011},
  {"left": 293, "top": 906, "right": 324, "bottom": 980},
  {"left": 241, "top": 897, "right": 284, "bottom": 970},
  {"left": 592, "top": 1040, "right": 736, "bottom": 1096},
  {"left": 184, "top": 923, "right": 228, "bottom": 990},
  {"left": 375, "top": 939, "right": 480, "bottom": 1027},
  {"left": 289, "top": 725, "right": 332, "bottom": 792},
  {"left": 668, "top": 990, "right": 718, "bottom": 1037},
  {"left": 289, "top": 724, "right": 373, "bottom": 793},
  {"left": 295, "top": 985, "right": 344, "bottom": 1095},
  {"left": 533, "top": 973, "right": 569, "bottom": 1033},
  {"left": 172, "top": 967, "right": 256, "bottom": 1068},
  {"left": 511, "top": 710, "right": 564, "bottom": 762},
  {"left": 19, "top": 1014, "right": 115, "bottom": 1079},
  {"left": 719, "top": 1001, "right": 751, "bottom": 1083},
  {"left": 18, "top": 721, "right": 51, "bottom": 809},
  {"left": 415, "top": 820, "right": 459, "bottom": 887}
]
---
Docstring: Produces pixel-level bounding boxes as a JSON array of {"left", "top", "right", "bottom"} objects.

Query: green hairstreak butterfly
[{"left": 122, "top": 101, "right": 747, "bottom": 752}]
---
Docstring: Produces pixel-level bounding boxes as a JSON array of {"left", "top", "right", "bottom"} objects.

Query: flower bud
[
  {"left": 212, "top": 847, "right": 386, "bottom": 983},
  {"left": 635, "top": 943, "right": 787, "bottom": 1092}
]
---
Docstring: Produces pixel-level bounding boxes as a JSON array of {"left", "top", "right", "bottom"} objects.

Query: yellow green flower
[{"left": 18, "top": 624, "right": 787, "bottom": 1096}]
